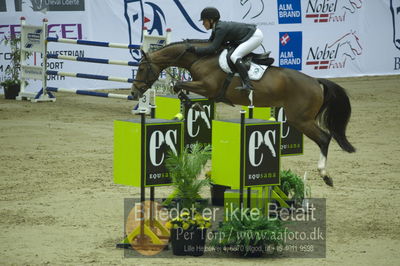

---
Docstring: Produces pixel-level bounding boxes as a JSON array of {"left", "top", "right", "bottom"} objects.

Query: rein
[
  {"left": 134, "top": 41, "right": 205, "bottom": 95},
  {"left": 162, "top": 44, "right": 190, "bottom": 85},
  {"left": 141, "top": 41, "right": 194, "bottom": 87}
]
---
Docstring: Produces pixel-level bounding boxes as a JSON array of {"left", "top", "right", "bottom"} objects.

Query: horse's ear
[{"left": 141, "top": 49, "right": 147, "bottom": 59}]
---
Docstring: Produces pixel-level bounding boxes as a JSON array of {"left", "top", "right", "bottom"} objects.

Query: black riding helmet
[{"left": 199, "top": 7, "right": 220, "bottom": 21}]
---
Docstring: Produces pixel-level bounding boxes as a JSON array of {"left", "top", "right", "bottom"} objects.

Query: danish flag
[
  {"left": 305, "top": 14, "right": 329, "bottom": 23},
  {"left": 280, "top": 33, "right": 290, "bottom": 46}
]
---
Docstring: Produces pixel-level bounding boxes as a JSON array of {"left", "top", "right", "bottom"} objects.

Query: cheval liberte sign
[{"left": 1, "top": 0, "right": 398, "bottom": 94}]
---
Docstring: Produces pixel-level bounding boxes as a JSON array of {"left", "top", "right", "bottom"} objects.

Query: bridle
[
  {"left": 133, "top": 42, "right": 192, "bottom": 96},
  {"left": 133, "top": 57, "right": 159, "bottom": 96}
]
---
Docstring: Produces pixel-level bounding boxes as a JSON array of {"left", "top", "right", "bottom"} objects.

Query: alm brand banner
[
  {"left": 279, "top": 31, "right": 302, "bottom": 70},
  {"left": 277, "top": 0, "right": 302, "bottom": 24},
  {"left": 0, "top": 0, "right": 398, "bottom": 95}
]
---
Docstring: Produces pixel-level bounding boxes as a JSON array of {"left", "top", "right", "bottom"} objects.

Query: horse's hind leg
[
  {"left": 290, "top": 119, "right": 333, "bottom": 186},
  {"left": 317, "top": 133, "right": 333, "bottom": 186}
]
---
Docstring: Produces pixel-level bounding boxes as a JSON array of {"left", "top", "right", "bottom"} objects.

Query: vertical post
[
  {"left": 239, "top": 110, "right": 246, "bottom": 215},
  {"left": 42, "top": 18, "right": 49, "bottom": 97},
  {"left": 142, "top": 27, "right": 148, "bottom": 46},
  {"left": 166, "top": 28, "right": 172, "bottom": 45},
  {"left": 248, "top": 105, "right": 254, "bottom": 119},
  {"left": 150, "top": 187, "right": 154, "bottom": 228},
  {"left": 247, "top": 188, "right": 251, "bottom": 209},
  {"left": 149, "top": 105, "right": 156, "bottom": 228},
  {"left": 164, "top": 28, "right": 173, "bottom": 95},
  {"left": 247, "top": 105, "right": 253, "bottom": 209},
  {"left": 262, "top": 186, "right": 266, "bottom": 215},
  {"left": 150, "top": 104, "right": 156, "bottom": 119},
  {"left": 18, "top": 17, "right": 54, "bottom": 102},
  {"left": 19, "top": 17, "right": 26, "bottom": 95},
  {"left": 139, "top": 108, "right": 146, "bottom": 243},
  {"left": 267, "top": 186, "right": 272, "bottom": 217},
  {"left": 132, "top": 27, "right": 153, "bottom": 115}
]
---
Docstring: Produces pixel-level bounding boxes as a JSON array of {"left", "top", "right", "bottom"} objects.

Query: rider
[{"left": 186, "top": 7, "right": 264, "bottom": 91}]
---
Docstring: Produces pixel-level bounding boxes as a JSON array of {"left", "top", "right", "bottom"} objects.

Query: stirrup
[{"left": 235, "top": 82, "right": 254, "bottom": 92}]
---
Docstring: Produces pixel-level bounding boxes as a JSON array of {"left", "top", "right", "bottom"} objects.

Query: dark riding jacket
[{"left": 195, "top": 21, "right": 257, "bottom": 55}]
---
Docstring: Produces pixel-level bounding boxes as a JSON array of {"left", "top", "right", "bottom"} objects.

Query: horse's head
[
  {"left": 345, "top": 31, "right": 362, "bottom": 57},
  {"left": 131, "top": 50, "right": 161, "bottom": 99},
  {"left": 334, "top": 31, "right": 362, "bottom": 60}
]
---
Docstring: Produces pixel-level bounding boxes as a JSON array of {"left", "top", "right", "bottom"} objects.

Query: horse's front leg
[
  {"left": 173, "top": 81, "right": 210, "bottom": 111},
  {"left": 173, "top": 81, "right": 208, "bottom": 95}
]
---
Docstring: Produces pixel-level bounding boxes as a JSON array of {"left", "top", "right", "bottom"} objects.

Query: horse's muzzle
[{"left": 131, "top": 84, "right": 144, "bottom": 100}]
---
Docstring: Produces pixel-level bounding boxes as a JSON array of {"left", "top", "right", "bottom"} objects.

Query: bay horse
[{"left": 131, "top": 40, "right": 356, "bottom": 187}]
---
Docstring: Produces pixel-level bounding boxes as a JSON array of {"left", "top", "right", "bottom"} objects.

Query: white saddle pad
[{"left": 218, "top": 49, "right": 267, "bottom": 81}]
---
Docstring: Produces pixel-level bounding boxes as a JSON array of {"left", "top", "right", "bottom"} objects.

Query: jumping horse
[{"left": 132, "top": 40, "right": 356, "bottom": 187}]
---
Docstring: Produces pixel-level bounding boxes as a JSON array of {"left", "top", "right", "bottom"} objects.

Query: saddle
[
  {"left": 225, "top": 48, "right": 275, "bottom": 73},
  {"left": 214, "top": 48, "right": 275, "bottom": 105}
]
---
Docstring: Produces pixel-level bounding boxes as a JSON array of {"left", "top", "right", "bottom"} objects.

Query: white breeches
[{"left": 230, "top": 28, "right": 263, "bottom": 64}]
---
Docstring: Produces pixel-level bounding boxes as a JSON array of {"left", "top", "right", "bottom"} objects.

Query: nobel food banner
[{"left": 1, "top": 0, "right": 399, "bottom": 94}]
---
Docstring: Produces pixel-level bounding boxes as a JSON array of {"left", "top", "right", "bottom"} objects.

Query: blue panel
[
  {"left": 277, "top": 0, "right": 302, "bottom": 24},
  {"left": 278, "top": 31, "right": 303, "bottom": 70}
]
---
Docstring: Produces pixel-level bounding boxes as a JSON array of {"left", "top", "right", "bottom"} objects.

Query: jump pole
[
  {"left": 46, "top": 54, "right": 139, "bottom": 67},
  {"left": 45, "top": 27, "right": 172, "bottom": 113},
  {"left": 46, "top": 87, "right": 134, "bottom": 100},
  {"left": 18, "top": 17, "right": 172, "bottom": 110},
  {"left": 46, "top": 37, "right": 141, "bottom": 49}
]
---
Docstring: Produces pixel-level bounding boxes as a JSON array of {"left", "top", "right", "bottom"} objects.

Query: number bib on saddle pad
[{"left": 218, "top": 49, "right": 268, "bottom": 81}]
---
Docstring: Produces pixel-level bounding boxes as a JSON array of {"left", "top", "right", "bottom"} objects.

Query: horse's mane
[{"left": 158, "top": 39, "right": 209, "bottom": 50}]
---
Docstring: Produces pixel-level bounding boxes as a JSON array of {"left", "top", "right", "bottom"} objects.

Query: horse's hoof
[
  {"left": 173, "top": 81, "right": 184, "bottom": 93},
  {"left": 192, "top": 103, "right": 205, "bottom": 112},
  {"left": 323, "top": 176, "right": 334, "bottom": 187}
]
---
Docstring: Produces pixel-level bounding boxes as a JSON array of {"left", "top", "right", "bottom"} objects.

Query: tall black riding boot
[{"left": 234, "top": 59, "right": 253, "bottom": 91}]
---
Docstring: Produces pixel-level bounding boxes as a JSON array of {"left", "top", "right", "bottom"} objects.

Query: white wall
[{"left": 1, "top": 0, "right": 399, "bottom": 93}]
